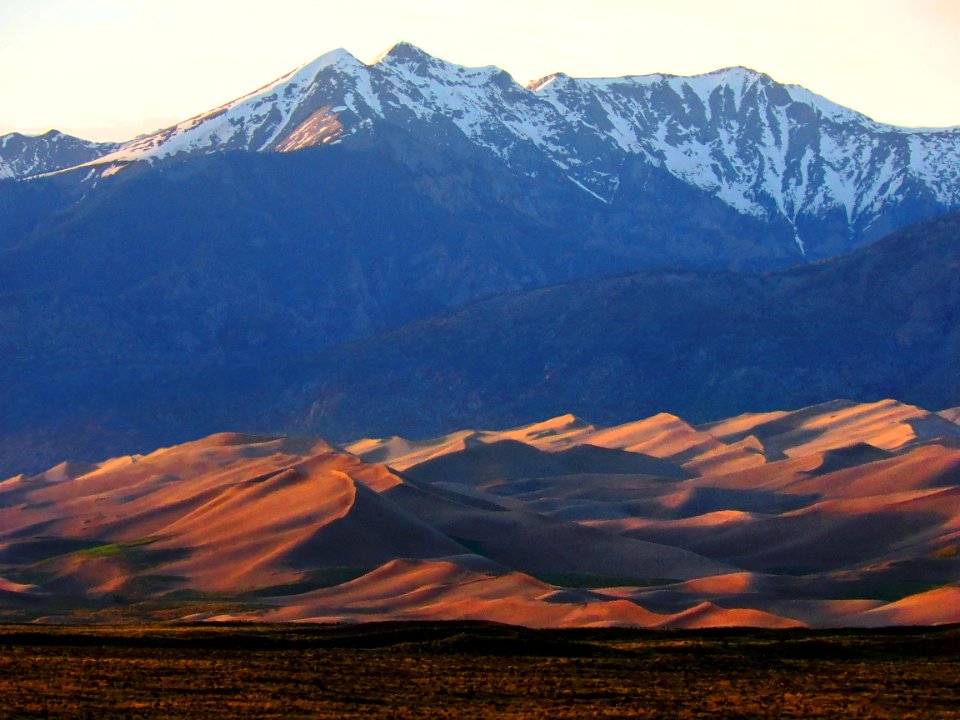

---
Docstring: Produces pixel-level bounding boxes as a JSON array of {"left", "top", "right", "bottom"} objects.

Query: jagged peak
[
  {"left": 2, "top": 129, "right": 66, "bottom": 141},
  {"left": 600, "top": 65, "right": 766, "bottom": 82},
  {"left": 292, "top": 47, "right": 361, "bottom": 76},
  {"left": 217, "top": 47, "right": 362, "bottom": 112},
  {"left": 527, "top": 72, "right": 571, "bottom": 92},
  {"left": 697, "top": 65, "right": 771, "bottom": 81},
  {"left": 529, "top": 65, "right": 781, "bottom": 99},
  {"left": 371, "top": 41, "right": 514, "bottom": 89},
  {"left": 372, "top": 40, "right": 434, "bottom": 65},
  {"left": 607, "top": 65, "right": 775, "bottom": 90}
]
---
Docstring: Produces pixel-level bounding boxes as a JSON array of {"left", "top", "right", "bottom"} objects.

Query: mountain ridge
[
  {"left": 1, "top": 46, "right": 958, "bottom": 478},
  {"left": 11, "top": 41, "right": 959, "bottom": 258},
  {"left": 281, "top": 210, "right": 960, "bottom": 441},
  {"left": 0, "top": 129, "right": 118, "bottom": 179},
  {"left": 1, "top": 209, "right": 955, "bottom": 478}
]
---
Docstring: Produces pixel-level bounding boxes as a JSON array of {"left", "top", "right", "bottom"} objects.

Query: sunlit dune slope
[
  {"left": 658, "top": 601, "right": 805, "bottom": 629},
  {"left": 251, "top": 556, "right": 802, "bottom": 629},
  {"left": 351, "top": 398, "right": 960, "bottom": 481},
  {"left": 700, "top": 399, "right": 959, "bottom": 459},
  {"left": 254, "top": 555, "right": 669, "bottom": 628},
  {"left": 856, "top": 586, "right": 960, "bottom": 626},
  {"left": 4, "top": 398, "right": 960, "bottom": 628},
  {"left": 0, "top": 433, "right": 462, "bottom": 593},
  {"left": 345, "top": 414, "right": 597, "bottom": 471}
]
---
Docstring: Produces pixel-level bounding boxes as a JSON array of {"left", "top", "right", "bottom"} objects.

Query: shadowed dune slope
[
  {"left": 404, "top": 440, "right": 691, "bottom": 486},
  {"left": 0, "top": 434, "right": 463, "bottom": 594},
  {"left": 253, "top": 556, "right": 670, "bottom": 628},
  {"left": 345, "top": 414, "right": 598, "bottom": 471},
  {"left": 658, "top": 601, "right": 805, "bottom": 629},
  {"left": 351, "top": 399, "right": 960, "bottom": 481},
  {"left": 251, "top": 556, "right": 801, "bottom": 629},
  {"left": 4, "top": 399, "right": 960, "bottom": 628},
  {"left": 700, "top": 399, "right": 960, "bottom": 459}
]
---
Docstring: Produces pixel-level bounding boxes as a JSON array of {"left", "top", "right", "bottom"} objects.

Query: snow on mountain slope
[
  {"left": 531, "top": 67, "right": 960, "bottom": 236},
  {"left": 96, "top": 49, "right": 373, "bottom": 164},
  {"left": 63, "top": 42, "right": 960, "bottom": 249},
  {"left": 0, "top": 130, "right": 118, "bottom": 179}
]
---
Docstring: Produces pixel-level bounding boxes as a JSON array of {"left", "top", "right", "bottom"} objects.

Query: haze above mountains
[{"left": 1, "top": 41, "right": 959, "bottom": 488}]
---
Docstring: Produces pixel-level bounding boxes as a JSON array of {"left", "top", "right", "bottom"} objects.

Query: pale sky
[{"left": 1, "top": 0, "right": 959, "bottom": 141}]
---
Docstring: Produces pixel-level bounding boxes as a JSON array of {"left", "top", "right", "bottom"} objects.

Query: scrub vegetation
[{"left": 1, "top": 622, "right": 958, "bottom": 719}]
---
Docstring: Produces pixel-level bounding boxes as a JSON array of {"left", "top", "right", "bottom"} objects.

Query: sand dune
[
  {"left": 856, "top": 586, "right": 960, "bottom": 627},
  {"left": 255, "top": 558, "right": 805, "bottom": 629},
  {"left": 658, "top": 601, "right": 805, "bottom": 629},
  {"left": 701, "top": 399, "right": 960, "bottom": 459},
  {"left": 255, "top": 556, "right": 668, "bottom": 628},
  {"left": 4, "top": 398, "right": 960, "bottom": 628},
  {"left": 610, "top": 574, "right": 892, "bottom": 628},
  {"left": 405, "top": 440, "right": 579, "bottom": 486},
  {"left": 345, "top": 430, "right": 480, "bottom": 471},
  {"left": 627, "top": 498, "right": 953, "bottom": 574},
  {"left": 0, "top": 576, "right": 42, "bottom": 608},
  {"left": 405, "top": 439, "right": 690, "bottom": 487},
  {"left": 352, "top": 400, "right": 960, "bottom": 485},
  {"left": 581, "top": 413, "right": 722, "bottom": 460},
  {"left": 345, "top": 415, "right": 599, "bottom": 471},
  {"left": 697, "top": 410, "right": 791, "bottom": 440},
  {"left": 0, "top": 577, "right": 39, "bottom": 594},
  {"left": 381, "top": 479, "right": 732, "bottom": 580},
  {"left": 346, "top": 413, "right": 723, "bottom": 473},
  {"left": 681, "top": 435, "right": 767, "bottom": 476},
  {"left": 0, "top": 433, "right": 462, "bottom": 594},
  {"left": 581, "top": 510, "right": 759, "bottom": 536},
  {"left": 791, "top": 443, "right": 960, "bottom": 497},
  {"left": 486, "top": 414, "right": 598, "bottom": 451},
  {"left": 770, "top": 599, "right": 888, "bottom": 627},
  {"left": 674, "top": 572, "right": 759, "bottom": 595},
  {"left": 154, "top": 456, "right": 464, "bottom": 592}
]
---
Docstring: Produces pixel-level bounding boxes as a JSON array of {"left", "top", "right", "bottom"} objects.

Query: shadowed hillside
[
  {"left": 287, "top": 211, "right": 960, "bottom": 440},
  {"left": 3, "top": 210, "right": 958, "bottom": 477}
]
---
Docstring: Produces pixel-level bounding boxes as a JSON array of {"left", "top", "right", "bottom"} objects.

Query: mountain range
[
  {"left": 0, "top": 130, "right": 117, "bottom": 180},
  {"left": 282, "top": 209, "right": 960, "bottom": 440},
  {"left": 6, "top": 42, "right": 960, "bottom": 260},
  {"left": 14, "top": 42, "right": 960, "bottom": 259},
  {"left": 0, "top": 42, "right": 958, "bottom": 477}
]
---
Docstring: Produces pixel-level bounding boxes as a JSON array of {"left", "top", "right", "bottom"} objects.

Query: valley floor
[{"left": 1, "top": 622, "right": 959, "bottom": 719}]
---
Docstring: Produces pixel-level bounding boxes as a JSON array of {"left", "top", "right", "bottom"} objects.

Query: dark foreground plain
[{"left": 1, "top": 622, "right": 958, "bottom": 719}]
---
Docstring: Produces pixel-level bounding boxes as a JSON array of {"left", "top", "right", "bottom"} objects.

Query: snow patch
[{"left": 19, "top": 42, "right": 960, "bottom": 233}]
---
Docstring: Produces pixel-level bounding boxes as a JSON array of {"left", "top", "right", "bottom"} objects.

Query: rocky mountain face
[
  {"left": 2, "top": 211, "right": 957, "bottom": 476},
  {"left": 274, "top": 211, "right": 960, "bottom": 440},
  {"left": 69, "top": 42, "right": 960, "bottom": 259},
  {"left": 0, "top": 130, "right": 118, "bottom": 179},
  {"left": 1, "top": 43, "right": 959, "bottom": 475}
]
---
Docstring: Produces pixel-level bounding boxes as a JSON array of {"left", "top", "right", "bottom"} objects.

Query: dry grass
[{"left": 0, "top": 622, "right": 958, "bottom": 719}]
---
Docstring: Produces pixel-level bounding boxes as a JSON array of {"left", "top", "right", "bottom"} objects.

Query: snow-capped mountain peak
[
  {"left": 35, "top": 42, "right": 960, "bottom": 252},
  {"left": 374, "top": 40, "right": 434, "bottom": 64},
  {"left": 89, "top": 47, "right": 369, "bottom": 167},
  {"left": 0, "top": 130, "right": 118, "bottom": 179}
]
